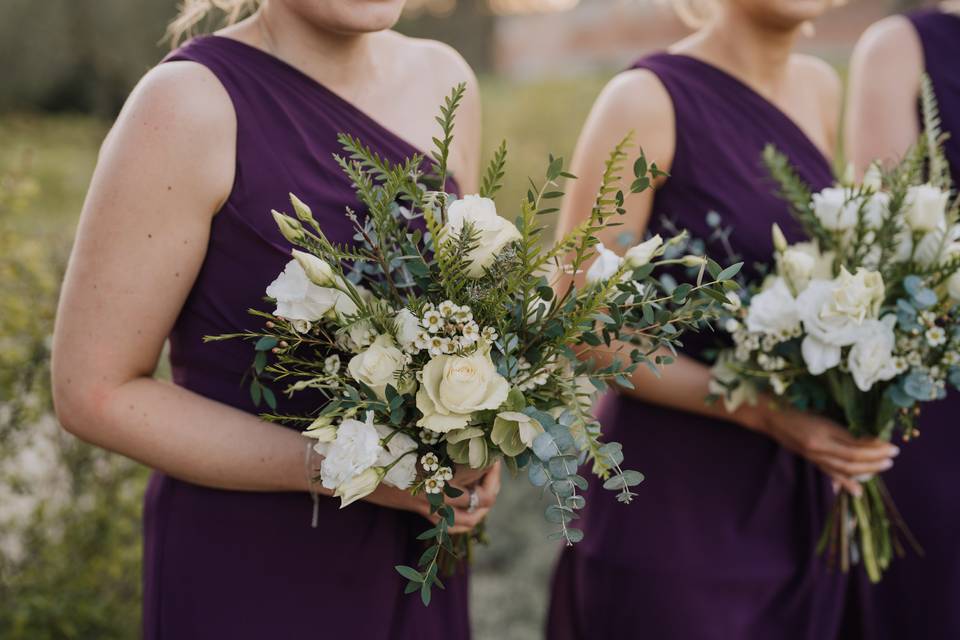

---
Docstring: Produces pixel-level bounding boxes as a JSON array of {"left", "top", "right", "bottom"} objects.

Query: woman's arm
[
  {"left": 845, "top": 16, "right": 924, "bottom": 174},
  {"left": 558, "top": 70, "right": 898, "bottom": 492},
  {"left": 50, "top": 61, "right": 493, "bottom": 527}
]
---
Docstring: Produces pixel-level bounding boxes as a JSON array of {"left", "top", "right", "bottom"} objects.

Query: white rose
[
  {"left": 624, "top": 235, "right": 663, "bottom": 268},
  {"left": 812, "top": 187, "right": 858, "bottom": 231},
  {"left": 446, "top": 195, "right": 522, "bottom": 278},
  {"left": 265, "top": 259, "right": 342, "bottom": 321},
  {"left": 347, "top": 335, "right": 413, "bottom": 399},
  {"left": 586, "top": 243, "right": 624, "bottom": 284},
  {"left": 825, "top": 267, "right": 884, "bottom": 324},
  {"left": 374, "top": 424, "right": 418, "bottom": 490},
  {"left": 780, "top": 248, "right": 816, "bottom": 292},
  {"left": 745, "top": 278, "right": 800, "bottom": 336},
  {"left": 291, "top": 249, "right": 335, "bottom": 286},
  {"left": 416, "top": 349, "right": 509, "bottom": 432},
  {"left": 314, "top": 413, "right": 383, "bottom": 490},
  {"left": 904, "top": 184, "right": 949, "bottom": 232},
  {"left": 847, "top": 315, "right": 899, "bottom": 392},
  {"left": 393, "top": 308, "right": 421, "bottom": 351}
]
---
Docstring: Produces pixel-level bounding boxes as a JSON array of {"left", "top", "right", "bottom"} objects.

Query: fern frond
[
  {"left": 480, "top": 140, "right": 508, "bottom": 198},
  {"left": 920, "top": 73, "right": 952, "bottom": 191},
  {"left": 431, "top": 83, "right": 467, "bottom": 188}
]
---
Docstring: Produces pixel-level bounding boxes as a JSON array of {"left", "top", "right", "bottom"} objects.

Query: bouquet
[
  {"left": 210, "top": 85, "right": 740, "bottom": 603},
  {"left": 709, "top": 78, "right": 959, "bottom": 582}
]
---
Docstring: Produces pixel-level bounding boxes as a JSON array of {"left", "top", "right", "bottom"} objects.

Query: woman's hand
[
  {"left": 743, "top": 403, "right": 899, "bottom": 496},
  {"left": 365, "top": 461, "right": 502, "bottom": 534}
]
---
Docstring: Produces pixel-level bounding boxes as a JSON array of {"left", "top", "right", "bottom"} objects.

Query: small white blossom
[
  {"left": 926, "top": 326, "right": 947, "bottom": 347},
  {"left": 414, "top": 331, "right": 431, "bottom": 351},
  {"left": 482, "top": 326, "right": 499, "bottom": 342},
  {"left": 424, "top": 477, "right": 444, "bottom": 494},
  {"left": 892, "top": 357, "right": 909, "bottom": 375},
  {"left": 943, "top": 351, "right": 960, "bottom": 366},
  {"left": 438, "top": 466, "right": 454, "bottom": 481},
  {"left": 907, "top": 351, "right": 924, "bottom": 367},
  {"left": 454, "top": 306, "right": 474, "bottom": 323},
  {"left": 420, "top": 429, "right": 442, "bottom": 445},
  {"left": 420, "top": 452, "right": 440, "bottom": 472},
  {"left": 461, "top": 321, "right": 480, "bottom": 344},
  {"left": 438, "top": 300, "right": 458, "bottom": 318},
  {"left": 770, "top": 375, "right": 788, "bottom": 396},
  {"left": 428, "top": 336, "right": 447, "bottom": 356},
  {"left": 422, "top": 310, "right": 444, "bottom": 333},
  {"left": 324, "top": 355, "right": 341, "bottom": 375}
]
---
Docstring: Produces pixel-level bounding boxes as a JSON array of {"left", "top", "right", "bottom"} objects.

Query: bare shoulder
[
  {"left": 103, "top": 60, "right": 237, "bottom": 212},
  {"left": 791, "top": 54, "right": 841, "bottom": 105},
  {"left": 382, "top": 31, "right": 477, "bottom": 94},
  {"left": 594, "top": 68, "right": 674, "bottom": 126},
  {"left": 853, "top": 14, "right": 921, "bottom": 65}
]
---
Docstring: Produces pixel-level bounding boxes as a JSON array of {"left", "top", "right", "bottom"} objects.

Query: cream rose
[
  {"left": 904, "top": 184, "right": 949, "bottom": 232},
  {"left": 347, "top": 335, "right": 413, "bottom": 399},
  {"left": 445, "top": 195, "right": 521, "bottom": 278},
  {"left": 825, "top": 267, "right": 884, "bottom": 324},
  {"left": 416, "top": 349, "right": 509, "bottom": 432},
  {"left": 624, "top": 235, "right": 663, "bottom": 268}
]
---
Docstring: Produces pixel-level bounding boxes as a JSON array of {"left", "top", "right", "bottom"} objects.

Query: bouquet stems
[{"left": 819, "top": 477, "right": 922, "bottom": 583}]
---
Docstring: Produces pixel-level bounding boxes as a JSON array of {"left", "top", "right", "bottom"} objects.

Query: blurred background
[{"left": 0, "top": 0, "right": 925, "bottom": 637}]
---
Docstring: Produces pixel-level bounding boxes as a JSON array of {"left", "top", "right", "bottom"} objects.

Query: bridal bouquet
[
  {"left": 709, "top": 79, "right": 959, "bottom": 582},
  {"left": 210, "top": 85, "right": 739, "bottom": 603}
]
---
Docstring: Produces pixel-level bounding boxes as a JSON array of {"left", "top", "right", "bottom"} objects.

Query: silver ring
[{"left": 467, "top": 488, "right": 479, "bottom": 513}]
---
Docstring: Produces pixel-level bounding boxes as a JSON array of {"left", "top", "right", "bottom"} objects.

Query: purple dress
[
  {"left": 142, "top": 35, "right": 469, "bottom": 639},
  {"left": 847, "top": 10, "right": 960, "bottom": 640},
  {"left": 546, "top": 53, "right": 845, "bottom": 639}
]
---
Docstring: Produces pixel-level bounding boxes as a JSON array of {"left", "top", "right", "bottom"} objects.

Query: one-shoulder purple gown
[
  {"left": 142, "top": 35, "right": 469, "bottom": 639},
  {"left": 847, "top": 10, "right": 960, "bottom": 640},
  {"left": 546, "top": 53, "right": 846, "bottom": 639}
]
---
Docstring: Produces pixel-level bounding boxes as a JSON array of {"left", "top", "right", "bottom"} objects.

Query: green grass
[{"left": 0, "top": 71, "right": 611, "bottom": 639}]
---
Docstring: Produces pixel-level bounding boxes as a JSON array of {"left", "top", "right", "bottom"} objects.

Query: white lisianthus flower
[
  {"left": 826, "top": 267, "right": 884, "bottom": 324},
  {"left": 723, "top": 292, "right": 742, "bottom": 312},
  {"left": 315, "top": 413, "right": 383, "bottom": 490},
  {"left": 302, "top": 416, "right": 337, "bottom": 445},
  {"left": 948, "top": 271, "right": 960, "bottom": 302},
  {"left": 586, "top": 243, "right": 624, "bottom": 284},
  {"left": 904, "top": 184, "right": 950, "bottom": 232},
  {"left": 393, "top": 308, "right": 421, "bottom": 351},
  {"left": 491, "top": 411, "right": 545, "bottom": 456},
  {"left": 416, "top": 349, "right": 509, "bottom": 433},
  {"left": 862, "top": 192, "right": 892, "bottom": 229},
  {"left": 445, "top": 195, "right": 522, "bottom": 278},
  {"left": 780, "top": 247, "right": 816, "bottom": 292},
  {"left": 812, "top": 187, "right": 858, "bottom": 231},
  {"left": 266, "top": 259, "right": 343, "bottom": 321},
  {"left": 708, "top": 351, "right": 758, "bottom": 412},
  {"left": 863, "top": 163, "right": 884, "bottom": 191},
  {"left": 624, "top": 235, "right": 663, "bottom": 268},
  {"left": 848, "top": 315, "right": 899, "bottom": 392},
  {"left": 347, "top": 335, "right": 413, "bottom": 399},
  {"left": 291, "top": 249, "right": 335, "bottom": 286},
  {"left": 772, "top": 223, "right": 788, "bottom": 253},
  {"left": 745, "top": 278, "right": 800, "bottom": 335},
  {"left": 334, "top": 466, "right": 385, "bottom": 508},
  {"left": 801, "top": 334, "right": 842, "bottom": 376},
  {"left": 374, "top": 424, "right": 417, "bottom": 490}
]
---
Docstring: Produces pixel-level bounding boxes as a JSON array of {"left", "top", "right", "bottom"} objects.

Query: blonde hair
[{"left": 166, "top": 0, "right": 261, "bottom": 46}]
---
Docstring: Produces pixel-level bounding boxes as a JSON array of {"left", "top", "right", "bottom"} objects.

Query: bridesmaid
[
  {"left": 844, "top": 4, "right": 960, "bottom": 638},
  {"left": 50, "top": 1, "right": 499, "bottom": 638},
  {"left": 546, "top": 1, "right": 899, "bottom": 638}
]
